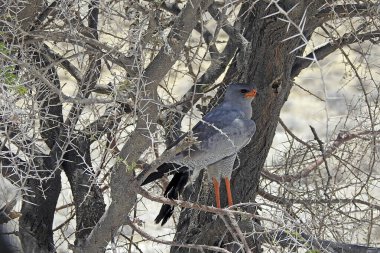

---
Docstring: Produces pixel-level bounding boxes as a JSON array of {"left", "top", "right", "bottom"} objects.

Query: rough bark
[
  {"left": 171, "top": 1, "right": 325, "bottom": 252},
  {"left": 62, "top": 135, "right": 105, "bottom": 247},
  {"left": 32, "top": 48, "right": 63, "bottom": 149},
  {"left": 8, "top": 0, "right": 44, "bottom": 30},
  {"left": 19, "top": 157, "right": 61, "bottom": 253}
]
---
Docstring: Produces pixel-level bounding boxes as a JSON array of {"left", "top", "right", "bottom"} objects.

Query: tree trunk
[
  {"left": 62, "top": 135, "right": 106, "bottom": 247},
  {"left": 171, "top": 1, "right": 324, "bottom": 252},
  {"left": 19, "top": 155, "right": 61, "bottom": 253}
]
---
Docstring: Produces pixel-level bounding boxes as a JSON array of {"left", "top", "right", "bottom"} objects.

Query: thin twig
[
  {"left": 126, "top": 218, "right": 232, "bottom": 253},
  {"left": 262, "top": 130, "right": 380, "bottom": 183},
  {"left": 309, "top": 125, "right": 331, "bottom": 198}
]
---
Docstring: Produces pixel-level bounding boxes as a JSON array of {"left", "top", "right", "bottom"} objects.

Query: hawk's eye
[{"left": 240, "top": 89, "right": 249, "bottom": 94}]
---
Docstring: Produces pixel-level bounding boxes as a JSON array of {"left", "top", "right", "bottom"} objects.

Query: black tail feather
[
  {"left": 140, "top": 163, "right": 190, "bottom": 225},
  {"left": 154, "top": 171, "right": 189, "bottom": 225},
  {"left": 141, "top": 163, "right": 183, "bottom": 186}
]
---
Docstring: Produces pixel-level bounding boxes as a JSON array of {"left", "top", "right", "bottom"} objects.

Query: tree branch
[
  {"left": 59, "top": 1, "right": 106, "bottom": 246},
  {"left": 31, "top": 47, "right": 63, "bottom": 149},
  {"left": 139, "top": 186, "right": 380, "bottom": 253},
  {"left": 28, "top": 31, "right": 137, "bottom": 75},
  {"left": 76, "top": 1, "right": 212, "bottom": 252},
  {"left": 208, "top": 3, "right": 249, "bottom": 47},
  {"left": 126, "top": 218, "right": 232, "bottom": 253},
  {"left": 316, "top": 3, "right": 378, "bottom": 19},
  {"left": 262, "top": 130, "right": 380, "bottom": 183},
  {"left": 62, "top": 134, "right": 105, "bottom": 246},
  {"left": 19, "top": 152, "right": 62, "bottom": 252},
  {"left": 258, "top": 188, "right": 380, "bottom": 212},
  {"left": 30, "top": 0, "right": 60, "bottom": 31},
  {"left": 291, "top": 30, "right": 380, "bottom": 78},
  {"left": 42, "top": 44, "right": 83, "bottom": 82},
  {"left": 0, "top": 144, "right": 24, "bottom": 185},
  {"left": 258, "top": 227, "right": 380, "bottom": 253}
]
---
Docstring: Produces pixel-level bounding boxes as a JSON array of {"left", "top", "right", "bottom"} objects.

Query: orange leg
[
  {"left": 224, "top": 177, "right": 233, "bottom": 207},
  {"left": 212, "top": 177, "right": 221, "bottom": 208}
]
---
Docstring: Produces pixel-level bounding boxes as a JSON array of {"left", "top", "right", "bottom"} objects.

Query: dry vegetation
[{"left": 0, "top": 0, "right": 380, "bottom": 252}]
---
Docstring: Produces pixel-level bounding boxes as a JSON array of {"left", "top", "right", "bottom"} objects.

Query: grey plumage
[
  {"left": 170, "top": 83, "right": 256, "bottom": 182},
  {"left": 142, "top": 83, "right": 257, "bottom": 225}
]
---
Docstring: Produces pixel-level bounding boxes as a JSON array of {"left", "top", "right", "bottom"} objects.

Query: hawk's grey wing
[
  {"left": 164, "top": 105, "right": 227, "bottom": 151},
  {"left": 173, "top": 106, "right": 256, "bottom": 167},
  {"left": 143, "top": 106, "right": 255, "bottom": 185},
  {"left": 165, "top": 121, "right": 202, "bottom": 150}
]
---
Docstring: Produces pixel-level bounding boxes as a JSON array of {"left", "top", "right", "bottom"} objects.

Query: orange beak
[{"left": 244, "top": 88, "right": 257, "bottom": 98}]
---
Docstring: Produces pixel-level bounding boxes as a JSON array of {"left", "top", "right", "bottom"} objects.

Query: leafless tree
[{"left": 1, "top": 0, "right": 380, "bottom": 252}]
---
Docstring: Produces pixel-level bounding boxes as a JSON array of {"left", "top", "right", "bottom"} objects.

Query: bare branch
[
  {"left": 258, "top": 189, "right": 380, "bottom": 212},
  {"left": 28, "top": 31, "right": 137, "bottom": 74},
  {"left": 126, "top": 218, "right": 232, "bottom": 253},
  {"left": 262, "top": 130, "right": 380, "bottom": 183},
  {"left": 30, "top": 1, "right": 60, "bottom": 31},
  {"left": 76, "top": 1, "right": 213, "bottom": 252},
  {"left": 258, "top": 227, "right": 380, "bottom": 253},
  {"left": 42, "top": 44, "right": 83, "bottom": 82},
  {"left": 316, "top": 3, "right": 378, "bottom": 19},
  {"left": 208, "top": 3, "right": 249, "bottom": 47},
  {"left": 292, "top": 30, "right": 380, "bottom": 77}
]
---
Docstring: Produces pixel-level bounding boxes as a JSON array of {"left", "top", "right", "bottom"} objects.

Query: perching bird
[{"left": 142, "top": 83, "right": 257, "bottom": 225}]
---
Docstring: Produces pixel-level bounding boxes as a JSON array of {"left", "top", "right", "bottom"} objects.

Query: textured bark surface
[
  {"left": 11, "top": 0, "right": 44, "bottom": 30},
  {"left": 62, "top": 135, "right": 106, "bottom": 246},
  {"left": 171, "top": 1, "right": 325, "bottom": 252},
  {"left": 19, "top": 154, "right": 62, "bottom": 253}
]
